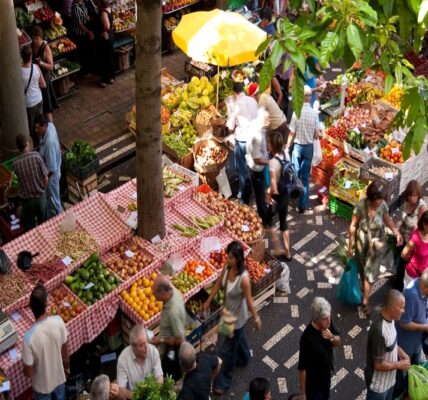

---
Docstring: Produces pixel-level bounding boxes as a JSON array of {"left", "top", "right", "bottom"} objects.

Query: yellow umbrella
[{"left": 172, "top": 9, "right": 267, "bottom": 67}]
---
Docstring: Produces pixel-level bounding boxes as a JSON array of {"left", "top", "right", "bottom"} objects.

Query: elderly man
[
  {"left": 178, "top": 342, "right": 221, "bottom": 400},
  {"left": 22, "top": 284, "right": 69, "bottom": 400},
  {"left": 298, "top": 297, "right": 341, "bottom": 400},
  {"left": 110, "top": 325, "right": 162, "bottom": 399},
  {"left": 35, "top": 113, "right": 63, "bottom": 217},
  {"left": 365, "top": 289, "right": 410, "bottom": 400},
  {"left": 286, "top": 85, "right": 321, "bottom": 213},
  {"left": 151, "top": 275, "right": 186, "bottom": 381},
  {"left": 90, "top": 375, "right": 110, "bottom": 400}
]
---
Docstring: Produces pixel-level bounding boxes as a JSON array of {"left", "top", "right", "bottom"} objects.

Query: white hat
[{"left": 304, "top": 85, "right": 312, "bottom": 96}]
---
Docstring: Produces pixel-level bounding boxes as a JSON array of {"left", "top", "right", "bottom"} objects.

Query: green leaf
[
  {"left": 398, "top": 0, "right": 414, "bottom": 42},
  {"left": 384, "top": 74, "right": 394, "bottom": 93},
  {"left": 407, "top": 0, "right": 421, "bottom": 14},
  {"left": 298, "top": 30, "right": 317, "bottom": 41},
  {"left": 270, "top": 44, "right": 284, "bottom": 69},
  {"left": 362, "top": 50, "right": 375, "bottom": 70},
  {"left": 291, "top": 52, "right": 307, "bottom": 75},
  {"left": 402, "top": 58, "right": 414, "bottom": 69},
  {"left": 282, "top": 58, "right": 293, "bottom": 74},
  {"left": 258, "top": 59, "right": 275, "bottom": 94},
  {"left": 256, "top": 37, "right": 271, "bottom": 56},
  {"left": 388, "top": 15, "right": 399, "bottom": 24},
  {"left": 300, "top": 44, "right": 321, "bottom": 59},
  {"left": 384, "top": 1, "right": 396, "bottom": 17},
  {"left": 394, "top": 63, "right": 403, "bottom": 84},
  {"left": 359, "top": 3, "right": 378, "bottom": 27},
  {"left": 346, "top": 24, "right": 363, "bottom": 60},
  {"left": 307, "top": 0, "right": 316, "bottom": 13},
  {"left": 320, "top": 32, "right": 338, "bottom": 67},
  {"left": 402, "top": 130, "right": 413, "bottom": 160},
  {"left": 291, "top": 72, "right": 305, "bottom": 118},
  {"left": 413, "top": 117, "right": 426, "bottom": 154},
  {"left": 318, "top": 10, "right": 333, "bottom": 25},
  {"left": 284, "top": 38, "right": 299, "bottom": 54},
  {"left": 290, "top": 0, "right": 304, "bottom": 11},
  {"left": 380, "top": 52, "right": 391, "bottom": 74}
]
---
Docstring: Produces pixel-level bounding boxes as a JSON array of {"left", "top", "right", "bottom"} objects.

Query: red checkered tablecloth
[{"left": 103, "top": 179, "right": 137, "bottom": 223}]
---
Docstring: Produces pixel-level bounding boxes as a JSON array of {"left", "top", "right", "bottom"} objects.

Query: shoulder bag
[{"left": 24, "top": 63, "right": 34, "bottom": 95}]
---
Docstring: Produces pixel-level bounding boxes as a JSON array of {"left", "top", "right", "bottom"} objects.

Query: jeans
[
  {"left": 34, "top": 383, "right": 66, "bottom": 400},
  {"left": 214, "top": 326, "right": 251, "bottom": 392},
  {"left": 292, "top": 143, "right": 313, "bottom": 209},
  {"left": 47, "top": 170, "right": 63, "bottom": 218},
  {"left": 366, "top": 386, "right": 394, "bottom": 400},
  {"left": 243, "top": 169, "right": 269, "bottom": 226},
  {"left": 234, "top": 141, "right": 250, "bottom": 199},
  {"left": 21, "top": 193, "right": 47, "bottom": 231}
]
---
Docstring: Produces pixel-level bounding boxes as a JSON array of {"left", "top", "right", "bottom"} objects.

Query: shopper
[
  {"left": 394, "top": 271, "right": 428, "bottom": 396},
  {"left": 110, "top": 325, "right": 163, "bottom": 399},
  {"left": 151, "top": 275, "right": 186, "bottom": 381},
  {"left": 248, "top": 83, "right": 288, "bottom": 142},
  {"left": 401, "top": 210, "right": 428, "bottom": 284},
  {"left": 365, "top": 289, "right": 410, "bottom": 400},
  {"left": 259, "top": 8, "right": 276, "bottom": 35},
  {"left": 70, "top": 0, "right": 95, "bottom": 76},
  {"left": 32, "top": 26, "right": 58, "bottom": 122},
  {"left": 395, "top": 180, "right": 427, "bottom": 290},
  {"left": 177, "top": 342, "right": 221, "bottom": 400},
  {"left": 21, "top": 45, "right": 46, "bottom": 148},
  {"left": 298, "top": 297, "right": 341, "bottom": 400},
  {"left": 203, "top": 241, "right": 262, "bottom": 395},
  {"left": 98, "top": 0, "right": 115, "bottom": 87},
  {"left": 286, "top": 85, "right": 320, "bottom": 213},
  {"left": 245, "top": 110, "right": 270, "bottom": 226},
  {"left": 243, "top": 377, "right": 272, "bottom": 400},
  {"left": 348, "top": 181, "right": 403, "bottom": 316},
  {"left": 275, "top": 53, "right": 293, "bottom": 117},
  {"left": 13, "top": 134, "right": 48, "bottom": 231},
  {"left": 304, "top": 56, "right": 324, "bottom": 107},
  {"left": 90, "top": 375, "right": 110, "bottom": 400},
  {"left": 35, "top": 114, "right": 63, "bottom": 218},
  {"left": 266, "top": 131, "right": 291, "bottom": 260},
  {"left": 22, "top": 284, "right": 70, "bottom": 400},
  {"left": 227, "top": 81, "right": 258, "bottom": 201}
]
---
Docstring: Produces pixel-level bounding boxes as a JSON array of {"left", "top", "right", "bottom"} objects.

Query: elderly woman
[
  {"left": 348, "top": 181, "right": 403, "bottom": 315},
  {"left": 298, "top": 297, "right": 341, "bottom": 400}
]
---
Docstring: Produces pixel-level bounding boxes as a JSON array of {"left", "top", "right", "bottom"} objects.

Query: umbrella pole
[{"left": 216, "top": 64, "right": 220, "bottom": 109}]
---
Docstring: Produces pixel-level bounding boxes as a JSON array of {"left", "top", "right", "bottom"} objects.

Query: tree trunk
[
  {"left": 0, "top": 0, "right": 30, "bottom": 161},
  {"left": 135, "top": 0, "right": 165, "bottom": 240}
]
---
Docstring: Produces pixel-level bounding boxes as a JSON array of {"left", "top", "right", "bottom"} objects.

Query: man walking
[
  {"left": 23, "top": 284, "right": 69, "bottom": 400},
  {"left": 286, "top": 85, "right": 320, "bottom": 213},
  {"left": 35, "top": 114, "right": 63, "bottom": 217},
  {"left": 365, "top": 289, "right": 410, "bottom": 400},
  {"left": 227, "top": 82, "right": 258, "bottom": 201},
  {"left": 13, "top": 134, "right": 49, "bottom": 231}
]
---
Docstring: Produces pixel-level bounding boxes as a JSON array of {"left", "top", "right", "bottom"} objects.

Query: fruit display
[
  {"left": 333, "top": 71, "right": 359, "bottom": 85},
  {"left": 45, "top": 21, "right": 67, "bottom": 41},
  {"left": 346, "top": 130, "right": 366, "bottom": 150},
  {"left": 171, "top": 223, "right": 200, "bottom": 238},
  {"left": 215, "top": 289, "right": 224, "bottom": 305},
  {"left": 382, "top": 85, "right": 404, "bottom": 109},
  {"left": 195, "top": 105, "right": 220, "bottom": 125},
  {"left": 162, "top": 0, "right": 196, "bottom": 13},
  {"left": 209, "top": 249, "right": 227, "bottom": 270},
  {"left": 106, "top": 240, "right": 154, "bottom": 280},
  {"left": 33, "top": 5, "right": 55, "bottom": 22},
  {"left": 194, "top": 141, "right": 227, "bottom": 167},
  {"left": 367, "top": 165, "right": 399, "bottom": 179},
  {"left": 187, "top": 298, "right": 203, "bottom": 314},
  {"left": 183, "top": 259, "right": 214, "bottom": 282},
  {"left": 163, "top": 165, "right": 191, "bottom": 198},
  {"left": 319, "top": 82, "right": 340, "bottom": 103},
  {"left": 172, "top": 271, "right": 200, "bottom": 294},
  {"left": 246, "top": 258, "right": 269, "bottom": 283},
  {"left": 17, "top": 29, "right": 31, "bottom": 48},
  {"left": 113, "top": 9, "right": 136, "bottom": 32},
  {"left": 51, "top": 38, "right": 76, "bottom": 55},
  {"left": 120, "top": 272, "right": 163, "bottom": 321},
  {"left": 345, "top": 83, "right": 383, "bottom": 105},
  {"left": 170, "top": 108, "right": 192, "bottom": 129},
  {"left": 49, "top": 286, "right": 86, "bottom": 323},
  {"left": 339, "top": 105, "right": 374, "bottom": 132},
  {"left": 325, "top": 124, "right": 346, "bottom": 141},
  {"left": 177, "top": 76, "right": 215, "bottom": 115},
  {"left": 359, "top": 107, "right": 396, "bottom": 147},
  {"left": 64, "top": 253, "right": 119, "bottom": 305},
  {"left": 189, "top": 215, "right": 222, "bottom": 230},
  {"left": 379, "top": 140, "right": 404, "bottom": 164}
]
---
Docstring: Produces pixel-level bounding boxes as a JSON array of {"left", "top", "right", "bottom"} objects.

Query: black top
[
  {"left": 178, "top": 353, "right": 219, "bottom": 400},
  {"left": 298, "top": 320, "right": 340, "bottom": 389}
]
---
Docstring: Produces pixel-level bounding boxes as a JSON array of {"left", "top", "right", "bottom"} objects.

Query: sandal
[{"left": 212, "top": 388, "right": 225, "bottom": 396}]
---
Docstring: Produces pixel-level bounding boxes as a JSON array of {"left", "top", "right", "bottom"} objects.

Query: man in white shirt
[
  {"left": 23, "top": 284, "right": 69, "bottom": 400},
  {"left": 286, "top": 85, "right": 321, "bottom": 213},
  {"left": 227, "top": 82, "right": 259, "bottom": 201},
  {"left": 110, "top": 325, "right": 163, "bottom": 399}
]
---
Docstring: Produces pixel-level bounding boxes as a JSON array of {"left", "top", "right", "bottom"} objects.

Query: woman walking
[
  {"left": 348, "top": 181, "right": 403, "bottom": 315},
  {"left": 98, "top": 0, "right": 114, "bottom": 87},
  {"left": 203, "top": 241, "right": 261, "bottom": 395}
]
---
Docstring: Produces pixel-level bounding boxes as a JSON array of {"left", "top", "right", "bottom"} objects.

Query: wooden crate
[{"left": 67, "top": 173, "right": 97, "bottom": 204}]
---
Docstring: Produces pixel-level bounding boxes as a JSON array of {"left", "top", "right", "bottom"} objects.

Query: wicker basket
[
  {"left": 211, "top": 116, "right": 227, "bottom": 138},
  {"left": 246, "top": 228, "right": 266, "bottom": 262},
  {"left": 193, "top": 139, "right": 228, "bottom": 174}
]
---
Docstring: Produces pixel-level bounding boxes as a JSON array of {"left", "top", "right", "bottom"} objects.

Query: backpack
[{"left": 274, "top": 151, "right": 297, "bottom": 196}]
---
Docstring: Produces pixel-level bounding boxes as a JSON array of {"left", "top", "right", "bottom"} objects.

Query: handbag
[
  {"left": 408, "top": 364, "right": 428, "bottom": 400},
  {"left": 336, "top": 257, "right": 363, "bottom": 305},
  {"left": 218, "top": 268, "right": 242, "bottom": 338}
]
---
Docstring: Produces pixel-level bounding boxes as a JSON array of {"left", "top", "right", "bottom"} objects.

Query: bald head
[
  {"left": 383, "top": 289, "right": 405, "bottom": 321},
  {"left": 154, "top": 275, "right": 172, "bottom": 303},
  {"left": 179, "top": 342, "right": 196, "bottom": 373},
  {"left": 384, "top": 289, "right": 404, "bottom": 308}
]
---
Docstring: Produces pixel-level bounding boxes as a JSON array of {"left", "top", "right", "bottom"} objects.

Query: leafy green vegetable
[
  {"left": 133, "top": 375, "right": 176, "bottom": 400},
  {"left": 66, "top": 140, "right": 97, "bottom": 168},
  {"left": 15, "top": 8, "right": 34, "bottom": 29}
]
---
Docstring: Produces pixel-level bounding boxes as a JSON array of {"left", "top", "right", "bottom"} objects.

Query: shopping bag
[
  {"left": 408, "top": 365, "right": 428, "bottom": 400},
  {"left": 336, "top": 257, "right": 362, "bottom": 305},
  {"left": 312, "top": 138, "right": 323, "bottom": 166}
]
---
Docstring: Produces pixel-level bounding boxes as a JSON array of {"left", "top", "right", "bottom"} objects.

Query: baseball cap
[{"left": 248, "top": 82, "right": 259, "bottom": 97}]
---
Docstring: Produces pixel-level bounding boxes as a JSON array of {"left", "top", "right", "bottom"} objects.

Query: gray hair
[
  {"left": 179, "top": 342, "right": 196, "bottom": 373},
  {"left": 90, "top": 375, "right": 110, "bottom": 400},
  {"left": 420, "top": 270, "right": 428, "bottom": 286},
  {"left": 311, "top": 297, "right": 331, "bottom": 321},
  {"left": 130, "top": 324, "right": 147, "bottom": 345}
]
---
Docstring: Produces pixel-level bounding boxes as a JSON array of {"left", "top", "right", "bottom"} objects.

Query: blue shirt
[
  {"left": 39, "top": 122, "right": 61, "bottom": 173},
  {"left": 263, "top": 24, "right": 275, "bottom": 36},
  {"left": 396, "top": 279, "right": 428, "bottom": 355}
]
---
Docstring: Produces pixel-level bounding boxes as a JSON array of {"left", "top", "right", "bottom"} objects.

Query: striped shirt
[
  {"left": 289, "top": 103, "right": 320, "bottom": 145},
  {"left": 13, "top": 151, "right": 48, "bottom": 199},
  {"left": 71, "top": 0, "right": 89, "bottom": 36},
  {"left": 365, "top": 313, "right": 398, "bottom": 393}
]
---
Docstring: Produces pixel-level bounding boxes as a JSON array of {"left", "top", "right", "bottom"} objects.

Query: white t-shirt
[
  {"left": 246, "top": 127, "right": 268, "bottom": 172},
  {"left": 117, "top": 344, "right": 163, "bottom": 391},
  {"left": 22, "top": 316, "right": 68, "bottom": 394},
  {"left": 22, "top": 64, "right": 43, "bottom": 108}
]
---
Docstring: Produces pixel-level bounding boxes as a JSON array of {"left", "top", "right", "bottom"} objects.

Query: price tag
[
  {"left": 221, "top": 71, "right": 227, "bottom": 79},
  {"left": 10, "top": 312, "right": 21, "bottom": 321},
  {"left": 373, "top": 116, "right": 380, "bottom": 124},
  {"left": 131, "top": 192, "right": 137, "bottom": 200},
  {"left": 332, "top": 148, "right": 339, "bottom": 157},
  {"left": 151, "top": 234, "right": 161, "bottom": 244},
  {"left": 178, "top": 185, "right": 186, "bottom": 192},
  {"left": 195, "top": 265, "right": 205, "bottom": 274},
  {"left": 126, "top": 211, "right": 138, "bottom": 230},
  {"left": 344, "top": 180, "right": 352, "bottom": 189},
  {"left": 10, "top": 214, "right": 16, "bottom": 220},
  {"left": 244, "top": 78, "right": 250, "bottom": 85},
  {"left": 264, "top": 268, "right": 271, "bottom": 274},
  {"left": 62, "top": 256, "right": 72, "bottom": 266},
  {"left": 54, "top": 63, "right": 60, "bottom": 70},
  {"left": 364, "top": 147, "right": 371, "bottom": 154},
  {"left": 384, "top": 172, "right": 394, "bottom": 180},
  {"left": 11, "top": 218, "right": 20, "bottom": 225},
  {"left": 84, "top": 282, "right": 94, "bottom": 290},
  {"left": 125, "top": 250, "right": 135, "bottom": 258},
  {"left": 353, "top": 127, "right": 360, "bottom": 134},
  {"left": 241, "top": 224, "right": 250, "bottom": 232},
  {"left": 391, "top": 147, "right": 399, "bottom": 154},
  {"left": 11, "top": 224, "right": 20, "bottom": 231},
  {"left": 62, "top": 301, "right": 71, "bottom": 308},
  {"left": 8, "top": 348, "right": 18, "bottom": 361}
]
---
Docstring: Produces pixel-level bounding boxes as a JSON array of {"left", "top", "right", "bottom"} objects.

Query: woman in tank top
[{"left": 203, "top": 241, "right": 262, "bottom": 395}]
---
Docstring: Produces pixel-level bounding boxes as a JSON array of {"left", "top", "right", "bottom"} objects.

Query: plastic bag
[
  {"left": 312, "top": 139, "right": 323, "bottom": 166},
  {"left": 0, "top": 250, "right": 10, "bottom": 275},
  {"left": 276, "top": 261, "right": 290, "bottom": 293},
  {"left": 336, "top": 257, "right": 362, "bottom": 305},
  {"left": 408, "top": 365, "right": 428, "bottom": 400},
  {"left": 60, "top": 210, "right": 76, "bottom": 233}
]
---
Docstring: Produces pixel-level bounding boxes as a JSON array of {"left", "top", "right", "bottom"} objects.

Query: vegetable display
[
  {"left": 25, "top": 259, "right": 65, "bottom": 284},
  {"left": 379, "top": 141, "right": 404, "bottom": 164},
  {"left": 368, "top": 166, "right": 398, "bottom": 179},
  {"left": 132, "top": 374, "right": 176, "bottom": 400},
  {"left": 65, "top": 140, "right": 97, "bottom": 169},
  {"left": 15, "top": 8, "right": 34, "bottom": 29},
  {"left": 195, "top": 141, "right": 227, "bottom": 167},
  {"left": 49, "top": 287, "right": 86, "bottom": 323},
  {"left": 0, "top": 274, "right": 27, "bottom": 309},
  {"left": 163, "top": 165, "right": 191, "bottom": 198},
  {"left": 209, "top": 250, "right": 227, "bottom": 270},
  {"left": 182, "top": 259, "right": 214, "bottom": 282},
  {"left": 346, "top": 130, "right": 366, "bottom": 150},
  {"left": 56, "top": 230, "right": 99, "bottom": 261}
]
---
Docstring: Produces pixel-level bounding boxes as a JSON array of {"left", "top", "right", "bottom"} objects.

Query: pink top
[{"left": 406, "top": 229, "right": 428, "bottom": 278}]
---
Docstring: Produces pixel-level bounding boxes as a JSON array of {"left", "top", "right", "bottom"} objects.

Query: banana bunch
[
  {"left": 363, "top": 85, "right": 383, "bottom": 103},
  {"left": 172, "top": 224, "right": 200, "bottom": 237},
  {"left": 190, "top": 215, "right": 222, "bottom": 230},
  {"left": 45, "top": 21, "right": 67, "bottom": 40},
  {"left": 163, "top": 166, "right": 189, "bottom": 197}
]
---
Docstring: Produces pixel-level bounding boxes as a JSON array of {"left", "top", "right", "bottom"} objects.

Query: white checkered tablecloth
[{"left": 103, "top": 179, "right": 137, "bottom": 223}]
